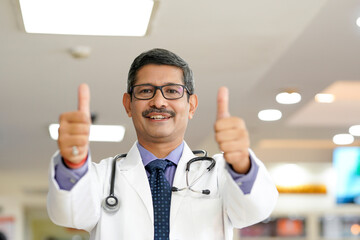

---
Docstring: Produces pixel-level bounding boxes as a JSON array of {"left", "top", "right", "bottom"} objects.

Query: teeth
[{"left": 150, "top": 115, "right": 166, "bottom": 119}]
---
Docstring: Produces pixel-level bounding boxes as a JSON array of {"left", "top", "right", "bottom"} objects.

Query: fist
[
  {"left": 214, "top": 87, "right": 250, "bottom": 174},
  {"left": 58, "top": 84, "right": 91, "bottom": 165}
]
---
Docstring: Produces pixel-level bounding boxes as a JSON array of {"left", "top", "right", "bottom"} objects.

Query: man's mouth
[
  {"left": 149, "top": 115, "right": 169, "bottom": 120},
  {"left": 142, "top": 108, "right": 176, "bottom": 120}
]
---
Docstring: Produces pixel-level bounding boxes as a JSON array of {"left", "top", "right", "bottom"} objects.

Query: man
[{"left": 47, "top": 48, "right": 278, "bottom": 240}]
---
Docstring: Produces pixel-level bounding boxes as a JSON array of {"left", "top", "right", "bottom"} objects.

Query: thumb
[
  {"left": 217, "top": 86, "right": 230, "bottom": 120},
  {"left": 78, "top": 83, "right": 90, "bottom": 118}
]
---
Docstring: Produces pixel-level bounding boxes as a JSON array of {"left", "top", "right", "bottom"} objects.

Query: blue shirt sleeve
[
  {"left": 54, "top": 153, "right": 89, "bottom": 191},
  {"left": 226, "top": 154, "right": 259, "bottom": 195}
]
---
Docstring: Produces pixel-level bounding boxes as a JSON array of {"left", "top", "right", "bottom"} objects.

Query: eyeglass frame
[{"left": 129, "top": 83, "right": 192, "bottom": 100}]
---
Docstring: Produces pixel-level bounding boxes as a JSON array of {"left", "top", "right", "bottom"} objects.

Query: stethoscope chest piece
[{"left": 102, "top": 195, "right": 120, "bottom": 213}]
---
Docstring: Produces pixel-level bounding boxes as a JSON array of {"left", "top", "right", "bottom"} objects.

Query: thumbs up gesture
[
  {"left": 214, "top": 87, "right": 250, "bottom": 174},
  {"left": 58, "top": 84, "right": 91, "bottom": 166}
]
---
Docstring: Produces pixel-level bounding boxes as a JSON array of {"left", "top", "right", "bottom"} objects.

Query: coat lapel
[
  {"left": 118, "top": 142, "right": 154, "bottom": 224},
  {"left": 170, "top": 142, "right": 198, "bottom": 227}
]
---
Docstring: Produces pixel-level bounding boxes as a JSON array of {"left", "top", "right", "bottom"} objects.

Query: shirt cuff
[
  {"left": 54, "top": 153, "right": 89, "bottom": 191},
  {"left": 226, "top": 153, "right": 259, "bottom": 194}
]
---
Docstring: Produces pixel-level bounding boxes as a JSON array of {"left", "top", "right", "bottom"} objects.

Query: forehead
[{"left": 135, "top": 64, "right": 184, "bottom": 85}]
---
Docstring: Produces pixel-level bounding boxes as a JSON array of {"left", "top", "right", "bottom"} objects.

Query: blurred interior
[{"left": 1, "top": 0, "right": 360, "bottom": 239}]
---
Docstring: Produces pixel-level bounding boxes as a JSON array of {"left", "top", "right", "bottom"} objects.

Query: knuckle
[
  {"left": 79, "top": 137, "right": 89, "bottom": 146},
  {"left": 214, "top": 122, "right": 220, "bottom": 131},
  {"left": 83, "top": 124, "right": 91, "bottom": 134},
  {"left": 215, "top": 132, "right": 223, "bottom": 142},
  {"left": 80, "top": 113, "right": 90, "bottom": 123},
  {"left": 220, "top": 142, "right": 229, "bottom": 152},
  {"left": 59, "top": 112, "right": 72, "bottom": 122}
]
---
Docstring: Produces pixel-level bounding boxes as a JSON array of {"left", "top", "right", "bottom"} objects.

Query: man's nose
[{"left": 150, "top": 89, "right": 167, "bottom": 108}]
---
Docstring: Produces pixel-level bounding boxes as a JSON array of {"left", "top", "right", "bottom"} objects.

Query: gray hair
[{"left": 127, "top": 48, "right": 194, "bottom": 95}]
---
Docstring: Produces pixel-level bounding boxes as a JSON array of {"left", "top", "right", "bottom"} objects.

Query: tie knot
[{"left": 146, "top": 159, "right": 173, "bottom": 173}]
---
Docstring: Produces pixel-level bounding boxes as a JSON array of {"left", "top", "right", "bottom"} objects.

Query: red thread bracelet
[{"left": 64, "top": 155, "right": 87, "bottom": 169}]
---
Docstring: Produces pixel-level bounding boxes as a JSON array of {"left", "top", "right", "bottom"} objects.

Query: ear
[
  {"left": 188, "top": 94, "right": 198, "bottom": 119},
  {"left": 123, "top": 93, "right": 132, "bottom": 117}
]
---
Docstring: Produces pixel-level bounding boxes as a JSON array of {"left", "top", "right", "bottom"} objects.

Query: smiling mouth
[
  {"left": 142, "top": 108, "right": 176, "bottom": 120},
  {"left": 148, "top": 115, "right": 170, "bottom": 120}
]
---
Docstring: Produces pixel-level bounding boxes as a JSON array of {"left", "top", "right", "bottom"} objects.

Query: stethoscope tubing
[
  {"left": 103, "top": 150, "right": 216, "bottom": 212},
  {"left": 109, "top": 154, "right": 127, "bottom": 196}
]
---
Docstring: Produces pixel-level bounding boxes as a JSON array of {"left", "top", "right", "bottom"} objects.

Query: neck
[{"left": 138, "top": 139, "right": 183, "bottom": 158}]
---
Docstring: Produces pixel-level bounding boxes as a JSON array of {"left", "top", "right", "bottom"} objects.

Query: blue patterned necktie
[{"left": 146, "top": 159, "right": 173, "bottom": 240}]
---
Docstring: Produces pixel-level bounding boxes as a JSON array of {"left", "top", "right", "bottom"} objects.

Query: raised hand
[
  {"left": 58, "top": 84, "right": 91, "bottom": 166},
  {"left": 214, "top": 87, "right": 251, "bottom": 174}
]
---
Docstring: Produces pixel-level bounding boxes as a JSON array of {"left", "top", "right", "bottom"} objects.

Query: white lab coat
[{"left": 47, "top": 142, "right": 278, "bottom": 240}]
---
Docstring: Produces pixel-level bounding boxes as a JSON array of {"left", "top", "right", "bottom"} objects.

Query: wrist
[
  {"left": 63, "top": 155, "right": 87, "bottom": 169},
  {"left": 231, "top": 157, "right": 251, "bottom": 174}
]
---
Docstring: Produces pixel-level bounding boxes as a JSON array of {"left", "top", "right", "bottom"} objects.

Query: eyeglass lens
[{"left": 133, "top": 84, "right": 185, "bottom": 100}]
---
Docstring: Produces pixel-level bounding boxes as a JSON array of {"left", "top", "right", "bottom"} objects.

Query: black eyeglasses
[{"left": 130, "top": 84, "right": 191, "bottom": 100}]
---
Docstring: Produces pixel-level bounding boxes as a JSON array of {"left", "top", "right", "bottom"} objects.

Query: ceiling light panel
[
  {"left": 333, "top": 134, "right": 354, "bottom": 145},
  {"left": 349, "top": 125, "right": 360, "bottom": 136},
  {"left": 258, "top": 109, "right": 282, "bottom": 121},
  {"left": 49, "top": 124, "right": 125, "bottom": 142},
  {"left": 19, "top": 0, "right": 154, "bottom": 36},
  {"left": 315, "top": 93, "right": 335, "bottom": 103},
  {"left": 276, "top": 92, "right": 301, "bottom": 104}
]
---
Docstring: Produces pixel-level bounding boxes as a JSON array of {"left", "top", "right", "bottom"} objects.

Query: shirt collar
[{"left": 136, "top": 141, "right": 184, "bottom": 167}]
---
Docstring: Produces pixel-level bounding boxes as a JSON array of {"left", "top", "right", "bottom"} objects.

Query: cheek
[
  {"left": 181, "top": 105, "right": 192, "bottom": 119},
  {"left": 129, "top": 101, "right": 145, "bottom": 118}
]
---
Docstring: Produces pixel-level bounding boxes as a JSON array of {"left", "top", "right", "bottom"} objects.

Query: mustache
[{"left": 142, "top": 108, "right": 176, "bottom": 118}]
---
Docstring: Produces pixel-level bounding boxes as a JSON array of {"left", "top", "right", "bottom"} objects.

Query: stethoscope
[{"left": 102, "top": 150, "right": 216, "bottom": 213}]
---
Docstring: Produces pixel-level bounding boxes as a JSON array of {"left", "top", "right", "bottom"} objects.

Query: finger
[
  {"left": 224, "top": 151, "right": 247, "bottom": 164},
  {"left": 214, "top": 117, "right": 245, "bottom": 132},
  {"left": 219, "top": 140, "right": 249, "bottom": 153},
  {"left": 217, "top": 86, "right": 230, "bottom": 120},
  {"left": 59, "top": 112, "right": 90, "bottom": 124},
  {"left": 78, "top": 83, "right": 90, "bottom": 118},
  {"left": 58, "top": 135, "right": 89, "bottom": 151},
  {"left": 64, "top": 146, "right": 86, "bottom": 159},
  {"left": 215, "top": 128, "right": 244, "bottom": 142},
  {"left": 60, "top": 145, "right": 88, "bottom": 164},
  {"left": 59, "top": 123, "right": 90, "bottom": 135}
]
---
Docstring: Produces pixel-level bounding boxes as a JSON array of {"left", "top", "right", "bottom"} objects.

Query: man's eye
[
  {"left": 166, "top": 88, "right": 181, "bottom": 94},
  {"left": 168, "top": 89, "right": 179, "bottom": 94},
  {"left": 139, "top": 88, "right": 153, "bottom": 94}
]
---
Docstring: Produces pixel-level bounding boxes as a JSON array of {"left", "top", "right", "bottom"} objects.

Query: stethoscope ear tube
[
  {"left": 185, "top": 156, "right": 216, "bottom": 172},
  {"left": 174, "top": 155, "right": 216, "bottom": 195}
]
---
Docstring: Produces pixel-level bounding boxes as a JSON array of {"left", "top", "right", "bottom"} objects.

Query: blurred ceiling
[{"left": 1, "top": 0, "right": 360, "bottom": 171}]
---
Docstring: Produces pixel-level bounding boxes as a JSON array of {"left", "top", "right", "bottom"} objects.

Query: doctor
[{"left": 47, "top": 48, "right": 278, "bottom": 240}]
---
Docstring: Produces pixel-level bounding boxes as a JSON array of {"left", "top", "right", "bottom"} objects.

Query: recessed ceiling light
[
  {"left": 276, "top": 92, "right": 301, "bottom": 104},
  {"left": 349, "top": 125, "right": 360, "bottom": 136},
  {"left": 19, "top": 0, "right": 154, "bottom": 36},
  {"left": 49, "top": 124, "right": 125, "bottom": 142},
  {"left": 333, "top": 134, "right": 354, "bottom": 145},
  {"left": 258, "top": 109, "right": 282, "bottom": 121},
  {"left": 357, "top": 17, "right": 360, "bottom": 28},
  {"left": 315, "top": 93, "right": 335, "bottom": 103}
]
